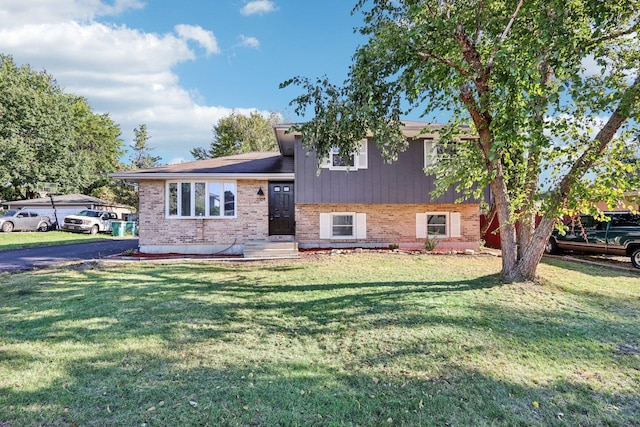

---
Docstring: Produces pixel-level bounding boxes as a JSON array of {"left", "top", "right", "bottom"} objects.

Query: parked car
[
  {"left": 0, "top": 210, "right": 52, "bottom": 232},
  {"left": 545, "top": 212, "right": 640, "bottom": 268},
  {"left": 61, "top": 210, "right": 118, "bottom": 235}
]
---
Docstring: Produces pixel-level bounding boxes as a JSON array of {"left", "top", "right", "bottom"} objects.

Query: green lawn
[
  {"left": 0, "top": 230, "right": 120, "bottom": 251},
  {"left": 0, "top": 253, "right": 638, "bottom": 426}
]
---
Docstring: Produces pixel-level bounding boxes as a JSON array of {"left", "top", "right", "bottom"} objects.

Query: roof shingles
[{"left": 117, "top": 152, "right": 293, "bottom": 177}]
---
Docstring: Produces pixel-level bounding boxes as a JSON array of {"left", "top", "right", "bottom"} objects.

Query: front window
[
  {"left": 181, "top": 183, "right": 191, "bottom": 216},
  {"left": 195, "top": 182, "right": 206, "bottom": 216},
  {"left": 427, "top": 213, "right": 447, "bottom": 237},
  {"left": 167, "top": 181, "right": 237, "bottom": 218},
  {"left": 332, "top": 214, "right": 355, "bottom": 237}
]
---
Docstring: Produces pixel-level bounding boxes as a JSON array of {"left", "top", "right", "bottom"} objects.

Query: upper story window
[
  {"left": 424, "top": 136, "right": 478, "bottom": 167},
  {"left": 330, "top": 147, "right": 356, "bottom": 168},
  {"left": 322, "top": 139, "right": 368, "bottom": 171},
  {"left": 167, "top": 181, "right": 236, "bottom": 219}
]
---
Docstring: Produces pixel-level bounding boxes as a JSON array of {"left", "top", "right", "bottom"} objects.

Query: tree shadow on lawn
[
  {"left": 2, "top": 263, "right": 637, "bottom": 355},
  {"left": 0, "top": 264, "right": 505, "bottom": 345},
  {"left": 2, "top": 264, "right": 639, "bottom": 425},
  {"left": 0, "top": 346, "right": 637, "bottom": 427}
]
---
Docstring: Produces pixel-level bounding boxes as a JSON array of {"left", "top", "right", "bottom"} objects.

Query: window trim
[
  {"left": 424, "top": 138, "right": 437, "bottom": 167},
  {"left": 416, "top": 211, "right": 461, "bottom": 239},
  {"left": 329, "top": 147, "right": 356, "bottom": 170},
  {"left": 426, "top": 212, "right": 449, "bottom": 238},
  {"left": 424, "top": 137, "right": 478, "bottom": 168},
  {"left": 322, "top": 139, "right": 368, "bottom": 171},
  {"left": 330, "top": 212, "right": 356, "bottom": 238},
  {"left": 166, "top": 180, "right": 237, "bottom": 219},
  {"left": 320, "top": 212, "right": 367, "bottom": 239}
]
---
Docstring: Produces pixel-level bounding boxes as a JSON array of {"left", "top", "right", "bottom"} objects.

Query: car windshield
[
  {"left": 77, "top": 210, "right": 101, "bottom": 217},
  {"left": 0, "top": 210, "right": 17, "bottom": 217}
]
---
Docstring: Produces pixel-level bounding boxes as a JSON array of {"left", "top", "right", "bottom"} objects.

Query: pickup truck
[
  {"left": 61, "top": 210, "right": 118, "bottom": 235},
  {"left": 545, "top": 212, "right": 640, "bottom": 269}
]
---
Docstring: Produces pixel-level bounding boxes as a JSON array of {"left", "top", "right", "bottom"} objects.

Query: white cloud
[
  {"left": 175, "top": 24, "right": 220, "bottom": 56},
  {"left": 0, "top": 0, "right": 271, "bottom": 164},
  {"left": 0, "top": 0, "right": 144, "bottom": 26},
  {"left": 238, "top": 35, "right": 260, "bottom": 49},
  {"left": 240, "top": 1, "right": 278, "bottom": 16}
]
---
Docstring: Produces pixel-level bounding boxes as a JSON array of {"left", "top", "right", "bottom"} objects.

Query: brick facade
[
  {"left": 137, "top": 180, "right": 481, "bottom": 254},
  {"left": 138, "top": 179, "right": 269, "bottom": 254},
  {"left": 296, "top": 203, "right": 480, "bottom": 251}
]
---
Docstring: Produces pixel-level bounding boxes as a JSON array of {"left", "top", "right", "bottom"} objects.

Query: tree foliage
[
  {"left": 283, "top": 0, "right": 639, "bottom": 282},
  {"left": 130, "top": 124, "right": 161, "bottom": 169},
  {"left": 191, "top": 110, "right": 280, "bottom": 159},
  {"left": 0, "top": 54, "right": 124, "bottom": 201},
  {"left": 98, "top": 123, "right": 162, "bottom": 210}
]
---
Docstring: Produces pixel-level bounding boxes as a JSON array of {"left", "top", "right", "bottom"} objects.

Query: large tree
[
  {"left": 191, "top": 110, "right": 280, "bottom": 159},
  {"left": 0, "top": 54, "right": 124, "bottom": 201},
  {"left": 70, "top": 97, "right": 124, "bottom": 195},
  {"left": 283, "top": 0, "right": 640, "bottom": 282}
]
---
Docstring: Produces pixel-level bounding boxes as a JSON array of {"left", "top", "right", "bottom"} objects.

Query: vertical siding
[{"left": 295, "top": 138, "right": 479, "bottom": 205}]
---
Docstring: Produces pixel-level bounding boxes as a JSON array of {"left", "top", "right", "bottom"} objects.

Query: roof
[
  {"left": 110, "top": 152, "right": 294, "bottom": 181},
  {"left": 273, "top": 121, "right": 474, "bottom": 154},
  {"left": 4, "top": 193, "right": 111, "bottom": 207}
]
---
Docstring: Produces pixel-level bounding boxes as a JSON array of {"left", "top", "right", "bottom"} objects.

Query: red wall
[{"left": 480, "top": 214, "right": 542, "bottom": 249}]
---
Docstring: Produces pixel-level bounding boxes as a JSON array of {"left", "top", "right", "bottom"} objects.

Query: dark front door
[{"left": 269, "top": 182, "right": 295, "bottom": 235}]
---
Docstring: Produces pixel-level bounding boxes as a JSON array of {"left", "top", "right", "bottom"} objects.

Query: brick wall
[
  {"left": 138, "top": 179, "right": 269, "bottom": 252},
  {"left": 137, "top": 180, "right": 481, "bottom": 253},
  {"left": 296, "top": 203, "right": 480, "bottom": 251}
]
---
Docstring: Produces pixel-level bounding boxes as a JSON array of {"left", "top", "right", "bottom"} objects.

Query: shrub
[{"left": 424, "top": 235, "right": 439, "bottom": 252}]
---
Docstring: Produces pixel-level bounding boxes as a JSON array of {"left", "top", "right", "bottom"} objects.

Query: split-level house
[{"left": 110, "top": 122, "right": 485, "bottom": 256}]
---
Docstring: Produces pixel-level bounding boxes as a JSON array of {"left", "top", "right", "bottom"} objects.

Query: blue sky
[{"left": 1, "top": 0, "right": 404, "bottom": 164}]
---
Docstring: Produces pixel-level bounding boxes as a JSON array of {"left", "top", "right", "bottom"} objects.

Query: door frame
[{"left": 268, "top": 181, "right": 295, "bottom": 236}]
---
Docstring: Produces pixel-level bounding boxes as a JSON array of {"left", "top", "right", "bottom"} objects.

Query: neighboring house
[
  {"left": 595, "top": 190, "right": 639, "bottom": 212},
  {"left": 110, "top": 122, "right": 485, "bottom": 255},
  {"left": 2, "top": 194, "right": 133, "bottom": 226}
]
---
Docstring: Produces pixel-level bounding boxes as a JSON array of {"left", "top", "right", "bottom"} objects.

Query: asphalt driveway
[{"left": 0, "top": 239, "right": 139, "bottom": 273}]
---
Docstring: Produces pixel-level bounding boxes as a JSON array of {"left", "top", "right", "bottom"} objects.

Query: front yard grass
[
  {"left": 0, "top": 230, "right": 119, "bottom": 251},
  {"left": 0, "top": 253, "right": 638, "bottom": 426}
]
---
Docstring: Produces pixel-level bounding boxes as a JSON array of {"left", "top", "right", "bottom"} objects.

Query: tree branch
[
  {"left": 486, "top": 0, "right": 525, "bottom": 69},
  {"left": 473, "top": 0, "right": 485, "bottom": 46},
  {"left": 454, "top": 24, "right": 484, "bottom": 76},
  {"left": 417, "top": 51, "right": 472, "bottom": 78},
  {"left": 583, "top": 24, "right": 640, "bottom": 50},
  {"left": 552, "top": 74, "right": 640, "bottom": 207},
  {"left": 460, "top": 84, "right": 493, "bottom": 162}
]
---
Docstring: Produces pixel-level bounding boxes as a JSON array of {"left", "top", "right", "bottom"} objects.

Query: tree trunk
[
  {"left": 516, "top": 210, "right": 536, "bottom": 260},
  {"left": 515, "top": 218, "right": 555, "bottom": 281},
  {"left": 491, "top": 173, "right": 519, "bottom": 281}
]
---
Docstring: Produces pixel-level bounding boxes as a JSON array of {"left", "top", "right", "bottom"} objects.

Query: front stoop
[{"left": 243, "top": 240, "right": 299, "bottom": 259}]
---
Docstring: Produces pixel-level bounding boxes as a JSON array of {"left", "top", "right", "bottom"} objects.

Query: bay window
[{"left": 167, "top": 181, "right": 236, "bottom": 218}]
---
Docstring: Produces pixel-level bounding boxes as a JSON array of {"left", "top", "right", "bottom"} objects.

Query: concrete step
[{"left": 243, "top": 241, "right": 299, "bottom": 259}]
